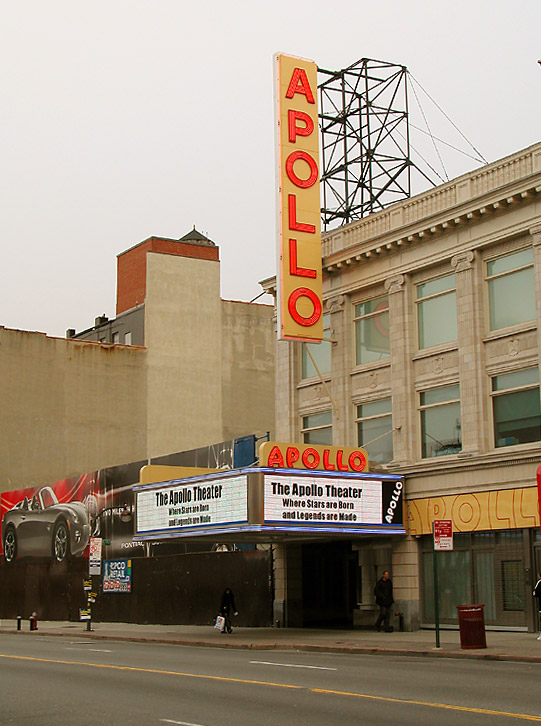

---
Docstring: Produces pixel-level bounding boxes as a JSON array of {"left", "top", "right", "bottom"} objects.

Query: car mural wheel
[
  {"left": 3, "top": 526, "right": 17, "bottom": 564},
  {"left": 52, "top": 519, "right": 70, "bottom": 562}
]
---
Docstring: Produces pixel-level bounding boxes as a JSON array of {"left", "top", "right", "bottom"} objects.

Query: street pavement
[{"left": 1, "top": 618, "right": 541, "bottom": 663}]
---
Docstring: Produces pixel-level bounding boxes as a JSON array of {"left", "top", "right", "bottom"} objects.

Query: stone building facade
[{"left": 262, "top": 142, "right": 541, "bottom": 630}]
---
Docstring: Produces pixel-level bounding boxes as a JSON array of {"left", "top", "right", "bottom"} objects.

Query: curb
[{"left": 1, "top": 627, "right": 540, "bottom": 663}]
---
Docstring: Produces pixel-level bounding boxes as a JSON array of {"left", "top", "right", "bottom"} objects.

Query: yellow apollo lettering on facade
[
  {"left": 408, "top": 487, "right": 539, "bottom": 535},
  {"left": 275, "top": 53, "right": 323, "bottom": 342}
]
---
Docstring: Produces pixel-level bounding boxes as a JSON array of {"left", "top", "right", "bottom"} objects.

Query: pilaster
[
  {"left": 385, "top": 274, "right": 415, "bottom": 463},
  {"left": 451, "top": 250, "right": 486, "bottom": 454},
  {"left": 325, "top": 294, "right": 347, "bottom": 445},
  {"left": 530, "top": 225, "right": 541, "bottom": 378}
]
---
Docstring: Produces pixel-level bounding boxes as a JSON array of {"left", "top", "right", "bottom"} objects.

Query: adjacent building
[{"left": 0, "top": 229, "right": 275, "bottom": 491}]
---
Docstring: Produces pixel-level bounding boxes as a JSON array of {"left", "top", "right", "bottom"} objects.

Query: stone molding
[
  {"left": 451, "top": 250, "right": 474, "bottom": 273},
  {"left": 384, "top": 274, "right": 405, "bottom": 295}
]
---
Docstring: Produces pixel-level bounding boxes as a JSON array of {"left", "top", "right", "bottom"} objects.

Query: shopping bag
[{"left": 214, "top": 615, "right": 225, "bottom": 632}]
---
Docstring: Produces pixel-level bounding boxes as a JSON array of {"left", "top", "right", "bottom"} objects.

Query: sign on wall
[
  {"left": 103, "top": 559, "right": 132, "bottom": 593},
  {"left": 89, "top": 537, "right": 102, "bottom": 575},
  {"left": 136, "top": 475, "right": 248, "bottom": 536},
  {"left": 263, "top": 472, "right": 404, "bottom": 530},
  {"left": 275, "top": 53, "right": 323, "bottom": 342},
  {"left": 260, "top": 441, "right": 369, "bottom": 473},
  {"left": 408, "top": 486, "right": 539, "bottom": 536},
  {"left": 433, "top": 520, "right": 453, "bottom": 551}
]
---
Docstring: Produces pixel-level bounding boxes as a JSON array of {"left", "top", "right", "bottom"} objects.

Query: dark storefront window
[{"left": 421, "top": 529, "right": 528, "bottom": 628}]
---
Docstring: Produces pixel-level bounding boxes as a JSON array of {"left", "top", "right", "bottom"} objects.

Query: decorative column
[
  {"left": 325, "top": 294, "right": 347, "bottom": 445},
  {"left": 530, "top": 225, "right": 541, "bottom": 374},
  {"left": 451, "top": 250, "right": 485, "bottom": 454},
  {"left": 384, "top": 274, "right": 415, "bottom": 463}
]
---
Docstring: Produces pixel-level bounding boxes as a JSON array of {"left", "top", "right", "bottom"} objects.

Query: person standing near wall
[
  {"left": 374, "top": 570, "right": 394, "bottom": 632},
  {"left": 533, "top": 573, "right": 541, "bottom": 633}
]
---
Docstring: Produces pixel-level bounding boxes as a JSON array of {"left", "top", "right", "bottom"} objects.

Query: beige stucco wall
[
  {"left": 0, "top": 328, "right": 147, "bottom": 491},
  {"left": 0, "top": 249, "right": 276, "bottom": 493},
  {"left": 221, "top": 300, "right": 275, "bottom": 444},
  {"left": 145, "top": 251, "right": 223, "bottom": 458}
]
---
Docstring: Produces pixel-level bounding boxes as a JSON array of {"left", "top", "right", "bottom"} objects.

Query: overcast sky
[{"left": 2, "top": 1, "right": 540, "bottom": 338}]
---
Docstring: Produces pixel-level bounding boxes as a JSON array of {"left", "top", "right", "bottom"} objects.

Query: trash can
[{"left": 456, "top": 604, "right": 486, "bottom": 649}]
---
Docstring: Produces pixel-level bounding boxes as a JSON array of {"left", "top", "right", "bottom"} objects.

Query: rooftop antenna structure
[{"left": 318, "top": 58, "right": 429, "bottom": 231}]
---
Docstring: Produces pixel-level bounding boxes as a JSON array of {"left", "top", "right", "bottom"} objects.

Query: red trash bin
[{"left": 456, "top": 604, "right": 486, "bottom": 649}]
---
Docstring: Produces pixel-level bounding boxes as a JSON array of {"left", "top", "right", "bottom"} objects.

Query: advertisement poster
[
  {"left": 103, "top": 559, "right": 132, "bottom": 593},
  {"left": 0, "top": 472, "right": 98, "bottom": 564},
  {"left": 0, "top": 435, "right": 257, "bottom": 565}
]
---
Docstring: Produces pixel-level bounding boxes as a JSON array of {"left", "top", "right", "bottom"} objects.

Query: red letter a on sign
[{"left": 285, "top": 68, "right": 315, "bottom": 104}]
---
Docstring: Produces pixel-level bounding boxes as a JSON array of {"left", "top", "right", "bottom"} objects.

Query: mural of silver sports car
[{"left": 2, "top": 486, "right": 91, "bottom": 563}]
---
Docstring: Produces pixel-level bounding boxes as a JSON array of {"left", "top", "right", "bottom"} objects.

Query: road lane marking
[
  {"left": 250, "top": 660, "right": 337, "bottom": 671},
  {"left": 160, "top": 720, "right": 207, "bottom": 726},
  {"left": 1, "top": 653, "right": 540, "bottom": 722},
  {"left": 311, "top": 687, "right": 541, "bottom": 722}
]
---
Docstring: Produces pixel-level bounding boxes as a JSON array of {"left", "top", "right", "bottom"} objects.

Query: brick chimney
[{"left": 116, "top": 228, "right": 219, "bottom": 315}]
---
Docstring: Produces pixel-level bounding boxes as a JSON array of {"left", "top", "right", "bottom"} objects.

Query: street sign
[
  {"left": 434, "top": 519, "right": 453, "bottom": 551},
  {"left": 89, "top": 537, "right": 102, "bottom": 575}
]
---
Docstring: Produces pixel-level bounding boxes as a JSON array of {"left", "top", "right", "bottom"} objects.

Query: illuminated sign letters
[
  {"left": 259, "top": 441, "right": 369, "bottom": 474},
  {"left": 275, "top": 53, "right": 323, "bottom": 341}
]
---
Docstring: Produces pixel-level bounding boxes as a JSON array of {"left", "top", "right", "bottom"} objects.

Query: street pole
[{"left": 433, "top": 526, "right": 440, "bottom": 649}]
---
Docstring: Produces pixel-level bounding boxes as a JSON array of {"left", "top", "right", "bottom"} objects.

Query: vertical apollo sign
[{"left": 275, "top": 53, "right": 323, "bottom": 342}]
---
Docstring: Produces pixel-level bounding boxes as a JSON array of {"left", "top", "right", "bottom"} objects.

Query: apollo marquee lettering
[
  {"left": 259, "top": 441, "right": 369, "bottom": 474},
  {"left": 275, "top": 53, "right": 323, "bottom": 341}
]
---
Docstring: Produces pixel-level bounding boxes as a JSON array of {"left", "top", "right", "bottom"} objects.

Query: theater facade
[{"left": 262, "top": 141, "right": 541, "bottom": 631}]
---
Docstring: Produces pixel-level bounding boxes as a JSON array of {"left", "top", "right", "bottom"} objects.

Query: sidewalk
[{"left": 1, "top": 619, "right": 541, "bottom": 662}]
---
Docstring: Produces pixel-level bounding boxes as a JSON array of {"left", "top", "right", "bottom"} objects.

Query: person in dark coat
[
  {"left": 374, "top": 570, "right": 394, "bottom": 632},
  {"left": 220, "top": 587, "right": 238, "bottom": 634},
  {"left": 533, "top": 573, "right": 541, "bottom": 631}
]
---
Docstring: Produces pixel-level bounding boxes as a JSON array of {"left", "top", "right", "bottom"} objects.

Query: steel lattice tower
[{"left": 318, "top": 58, "right": 411, "bottom": 230}]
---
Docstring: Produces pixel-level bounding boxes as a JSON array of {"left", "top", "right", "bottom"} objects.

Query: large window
[
  {"left": 421, "top": 530, "right": 526, "bottom": 627},
  {"left": 491, "top": 367, "right": 541, "bottom": 447},
  {"left": 302, "top": 314, "right": 332, "bottom": 379},
  {"left": 420, "top": 384, "right": 461, "bottom": 458},
  {"left": 302, "top": 411, "right": 332, "bottom": 445},
  {"left": 356, "top": 398, "right": 393, "bottom": 464},
  {"left": 354, "top": 296, "right": 390, "bottom": 365},
  {"left": 487, "top": 248, "right": 535, "bottom": 331},
  {"left": 416, "top": 273, "right": 457, "bottom": 349}
]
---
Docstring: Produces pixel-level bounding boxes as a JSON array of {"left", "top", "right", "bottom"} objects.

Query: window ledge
[
  {"left": 297, "top": 375, "right": 331, "bottom": 390},
  {"left": 350, "top": 359, "right": 391, "bottom": 376},
  {"left": 412, "top": 342, "right": 458, "bottom": 361},
  {"left": 483, "top": 321, "right": 537, "bottom": 343}
]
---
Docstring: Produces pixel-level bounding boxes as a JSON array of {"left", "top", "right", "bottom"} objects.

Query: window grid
[
  {"left": 301, "top": 411, "right": 332, "bottom": 445},
  {"left": 486, "top": 247, "right": 535, "bottom": 331},
  {"left": 419, "top": 384, "right": 462, "bottom": 458},
  {"left": 301, "top": 314, "right": 332, "bottom": 379},
  {"left": 490, "top": 367, "right": 541, "bottom": 448},
  {"left": 356, "top": 398, "right": 393, "bottom": 464},
  {"left": 353, "top": 295, "right": 390, "bottom": 366},
  {"left": 416, "top": 273, "right": 457, "bottom": 350}
]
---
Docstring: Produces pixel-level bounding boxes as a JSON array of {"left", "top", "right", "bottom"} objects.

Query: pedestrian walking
[
  {"left": 374, "top": 570, "right": 394, "bottom": 632},
  {"left": 533, "top": 573, "right": 541, "bottom": 633},
  {"left": 219, "top": 587, "right": 238, "bottom": 634}
]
